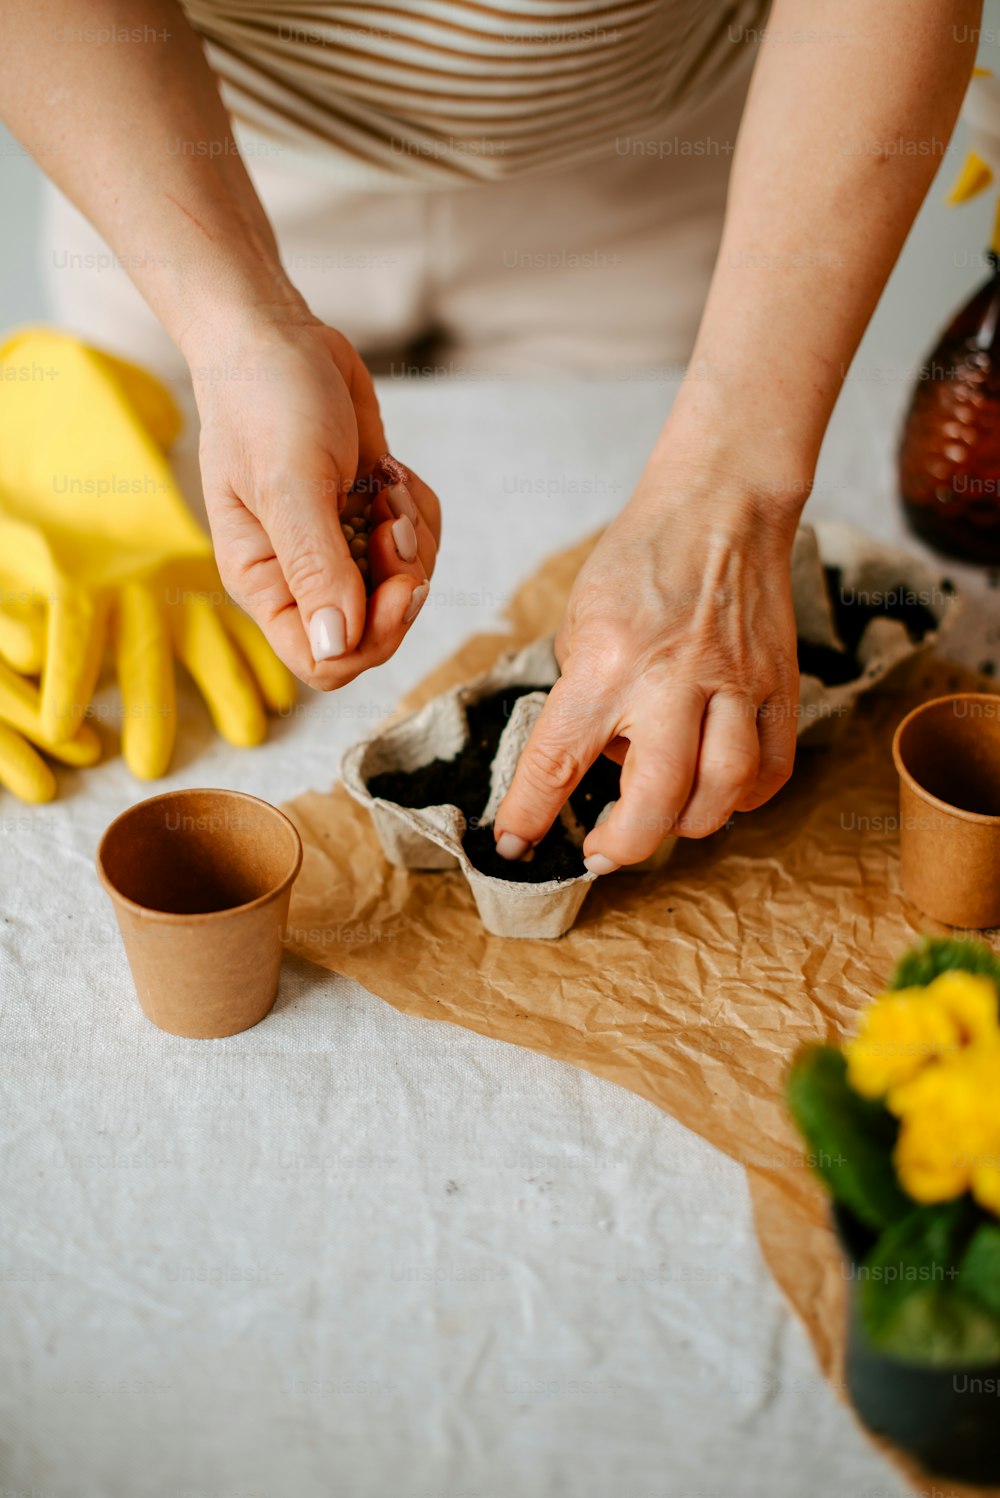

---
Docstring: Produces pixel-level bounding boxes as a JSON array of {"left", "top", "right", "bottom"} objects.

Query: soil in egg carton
[
  {"left": 796, "top": 566, "right": 941, "bottom": 686},
  {"left": 367, "top": 686, "right": 623, "bottom": 883}
]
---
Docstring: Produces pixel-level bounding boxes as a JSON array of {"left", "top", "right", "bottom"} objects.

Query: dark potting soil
[
  {"left": 367, "top": 685, "right": 626, "bottom": 884},
  {"left": 797, "top": 566, "right": 939, "bottom": 685},
  {"left": 463, "top": 750, "right": 628, "bottom": 883},
  {"left": 463, "top": 822, "right": 586, "bottom": 883},
  {"left": 796, "top": 639, "right": 861, "bottom": 686},
  {"left": 569, "top": 751, "right": 623, "bottom": 833},
  {"left": 368, "top": 685, "right": 550, "bottom": 821}
]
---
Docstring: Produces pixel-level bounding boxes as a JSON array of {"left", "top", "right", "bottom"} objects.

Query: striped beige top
[{"left": 182, "top": 0, "right": 766, "bottom": 186}]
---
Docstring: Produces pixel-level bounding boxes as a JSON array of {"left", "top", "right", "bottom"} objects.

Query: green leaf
[
  {"left": 787, "top": 1046, "right": 910, "bottom": 1229},
  {"left": 890, "top": 936, "right": 1000, "bottom": 993},
  {"left": 859, "top": 1203, "right": 1000, "bottom": 1365},
  {"left": 959, "top": 1221, "right": 1000, "bottom": 1322},
  {"left": 864, "top": 1286, "right": 1000, "bottom": 1366}
]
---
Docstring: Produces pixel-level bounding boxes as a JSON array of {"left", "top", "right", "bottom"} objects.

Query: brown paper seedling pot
[
  {"left": 892, "top": 692, "right": 1000, "bottom": 928},
  {"left": 342, "top": 637, "right": 615, "bottom": 939},
  {"left": 97, "top": 788, "right": 302, "bottom": 1037}
]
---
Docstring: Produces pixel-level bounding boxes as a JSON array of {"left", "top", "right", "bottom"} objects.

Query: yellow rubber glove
[
  {"left": 0, "top": 328, "right": 296, "bottom": 780},
  {"left": 0, "top": 651, "right": 101, "bottom": 802},
  {"left": 0, "top": 588, "right": 46, "bottom": 677}
]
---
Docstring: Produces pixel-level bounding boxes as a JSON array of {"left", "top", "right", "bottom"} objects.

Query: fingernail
[
  {"left": 309, "top": 606, "right": 347, "bottom": 661},
  {"left": 384, "top": 483, "right": 418, "bottom": 524},
  {"left": 496, "top": 831, "right": 530, "bottom": 860},
  {"left": 584, "top": 854, "right": 619, "bottom": 876},
  {"left": 403, "top": 581, "right": 429, "bottom": 624},
  {"left": 392, "top": 515, "right": 418, "bottom": 562}
]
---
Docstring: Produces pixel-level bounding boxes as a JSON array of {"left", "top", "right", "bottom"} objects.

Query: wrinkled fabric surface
[
  {"left": 286, "top": 559, "right": 994, "bottom": 1497},
  {"left": 5, "top": 376, "right": 996, "bottom": 1498}
]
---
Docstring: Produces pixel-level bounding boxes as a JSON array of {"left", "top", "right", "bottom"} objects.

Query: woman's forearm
[
  {"left": 658, "top": 0, "right": 981, "bottom": 510},
  {"left": 496, "top": 4, "right": 982, "bottom": 864},
  {"left": 0, "top": 0, "right": 303, "bottom": 356}
]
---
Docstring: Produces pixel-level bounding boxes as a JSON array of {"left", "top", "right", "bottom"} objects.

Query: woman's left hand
[{"left": 492, "top": 464, "right": 802, "bottom": 871}]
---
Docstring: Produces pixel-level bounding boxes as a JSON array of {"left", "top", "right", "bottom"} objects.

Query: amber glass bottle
[{"left": 898, "top": 255, "right": 1000, "bottom": 563}]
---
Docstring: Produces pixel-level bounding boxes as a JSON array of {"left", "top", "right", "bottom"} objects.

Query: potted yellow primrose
[{"left": 788, "top": 938, "right": 1000, "bottom": 1484}]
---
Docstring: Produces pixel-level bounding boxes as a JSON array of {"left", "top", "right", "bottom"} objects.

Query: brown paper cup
[
  {"left": 893, "top": 693, "right": 1000, "bottom": 929},
  {"left": 97, "top": 788, "right": 302, "bottom": 1038}
]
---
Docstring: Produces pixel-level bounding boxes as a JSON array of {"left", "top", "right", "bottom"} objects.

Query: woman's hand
[
  {"left": 191, "top": 312, "right": 440, "bottom": 688},
  {"left": 1, "top": 0, "right": 440, "bottom": 693},
  {"left": 492, "top": 468, "right": 801, "bottom": 871}
]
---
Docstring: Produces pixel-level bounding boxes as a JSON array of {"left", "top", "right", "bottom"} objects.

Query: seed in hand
[
  {"left": 341, "top": 508, "right": 374, "bottom": 593},
  {"left": 341, "top": 452, "right": 411, "bottom": 596}
]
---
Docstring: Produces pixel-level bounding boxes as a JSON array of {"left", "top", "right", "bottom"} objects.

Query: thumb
[{"left": 492, "top": 675, "right": 611, "bottom": 860}]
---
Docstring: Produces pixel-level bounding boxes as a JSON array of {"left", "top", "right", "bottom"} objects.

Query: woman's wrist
[
  {"left": 175, "top": 262, "right": 313, "bottom": 371},
  {"left": 651, "top": 328, "right": 826, "bottom": 519},
  {"left": 176, "top": 281, "right": 323, "bottom": 416},
  {"left": 634, "top": 418, "right": 813, "bottom": 544}
]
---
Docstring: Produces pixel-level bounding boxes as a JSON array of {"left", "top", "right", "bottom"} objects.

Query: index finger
[{"left": 492, "top": 671, "right": 614, "bottom": 861}]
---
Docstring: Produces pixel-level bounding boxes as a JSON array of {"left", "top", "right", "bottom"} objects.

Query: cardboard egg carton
[
  {"left": 342, "top": 524, "right": 959, "bottom": 938},
  {"left": 796, "top": 521, "right": 960, "bottom": 743},
  {"left": 342, "top": 637, "right": 601, "bottom": 939}
]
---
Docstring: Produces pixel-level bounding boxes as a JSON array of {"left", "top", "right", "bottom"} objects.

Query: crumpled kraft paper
[{"left": 282, "top": 531, "right": 996, "bottom": 1497}]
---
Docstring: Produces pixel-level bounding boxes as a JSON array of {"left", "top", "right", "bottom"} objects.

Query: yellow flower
[
  {"left": 845, "top": 972, "right": 999, "bottom": 1100},
  {"left": 840, "top": 967, "right": 1000, "bottom": 1213},
  {"left": 973, "top": 1162, "right": 1000, "bottom": 1216},
  {"left": 894, "top": 1111, "right": 973, "bottom": 1202},
  {"left": 930, "top": 970, "right": 1000, "bottom": 1046},
  {"left": 887, "top": 1051, "right": 954, "bottom": 1117},
  {"left": 847, "top": 990, "right": 959, "bottom": 1097},
  {"left": 891, "top": 1044, "right": 1000, "bottom": 1208}
]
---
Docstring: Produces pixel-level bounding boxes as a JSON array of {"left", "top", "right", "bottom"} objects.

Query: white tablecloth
[{"left": 6, "top": 373, "right": 996, "bottom": 1498}]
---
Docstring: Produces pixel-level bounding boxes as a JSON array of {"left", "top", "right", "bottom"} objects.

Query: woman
[{"left": 1, "top": 0, "right": 980, "bottom": 871}]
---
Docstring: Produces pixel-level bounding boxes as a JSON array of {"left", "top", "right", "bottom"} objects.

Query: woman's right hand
[
  {"left": 189, "top": 310, "right": 440, "bottom": 689},
  {"left": 493, "top": 461, "right": 801, "bottom": 869}
]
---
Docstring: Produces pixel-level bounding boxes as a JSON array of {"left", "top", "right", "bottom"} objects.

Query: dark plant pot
[{"left": 834, "top": 1205, "right": 1000, "bottom": 1485}]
